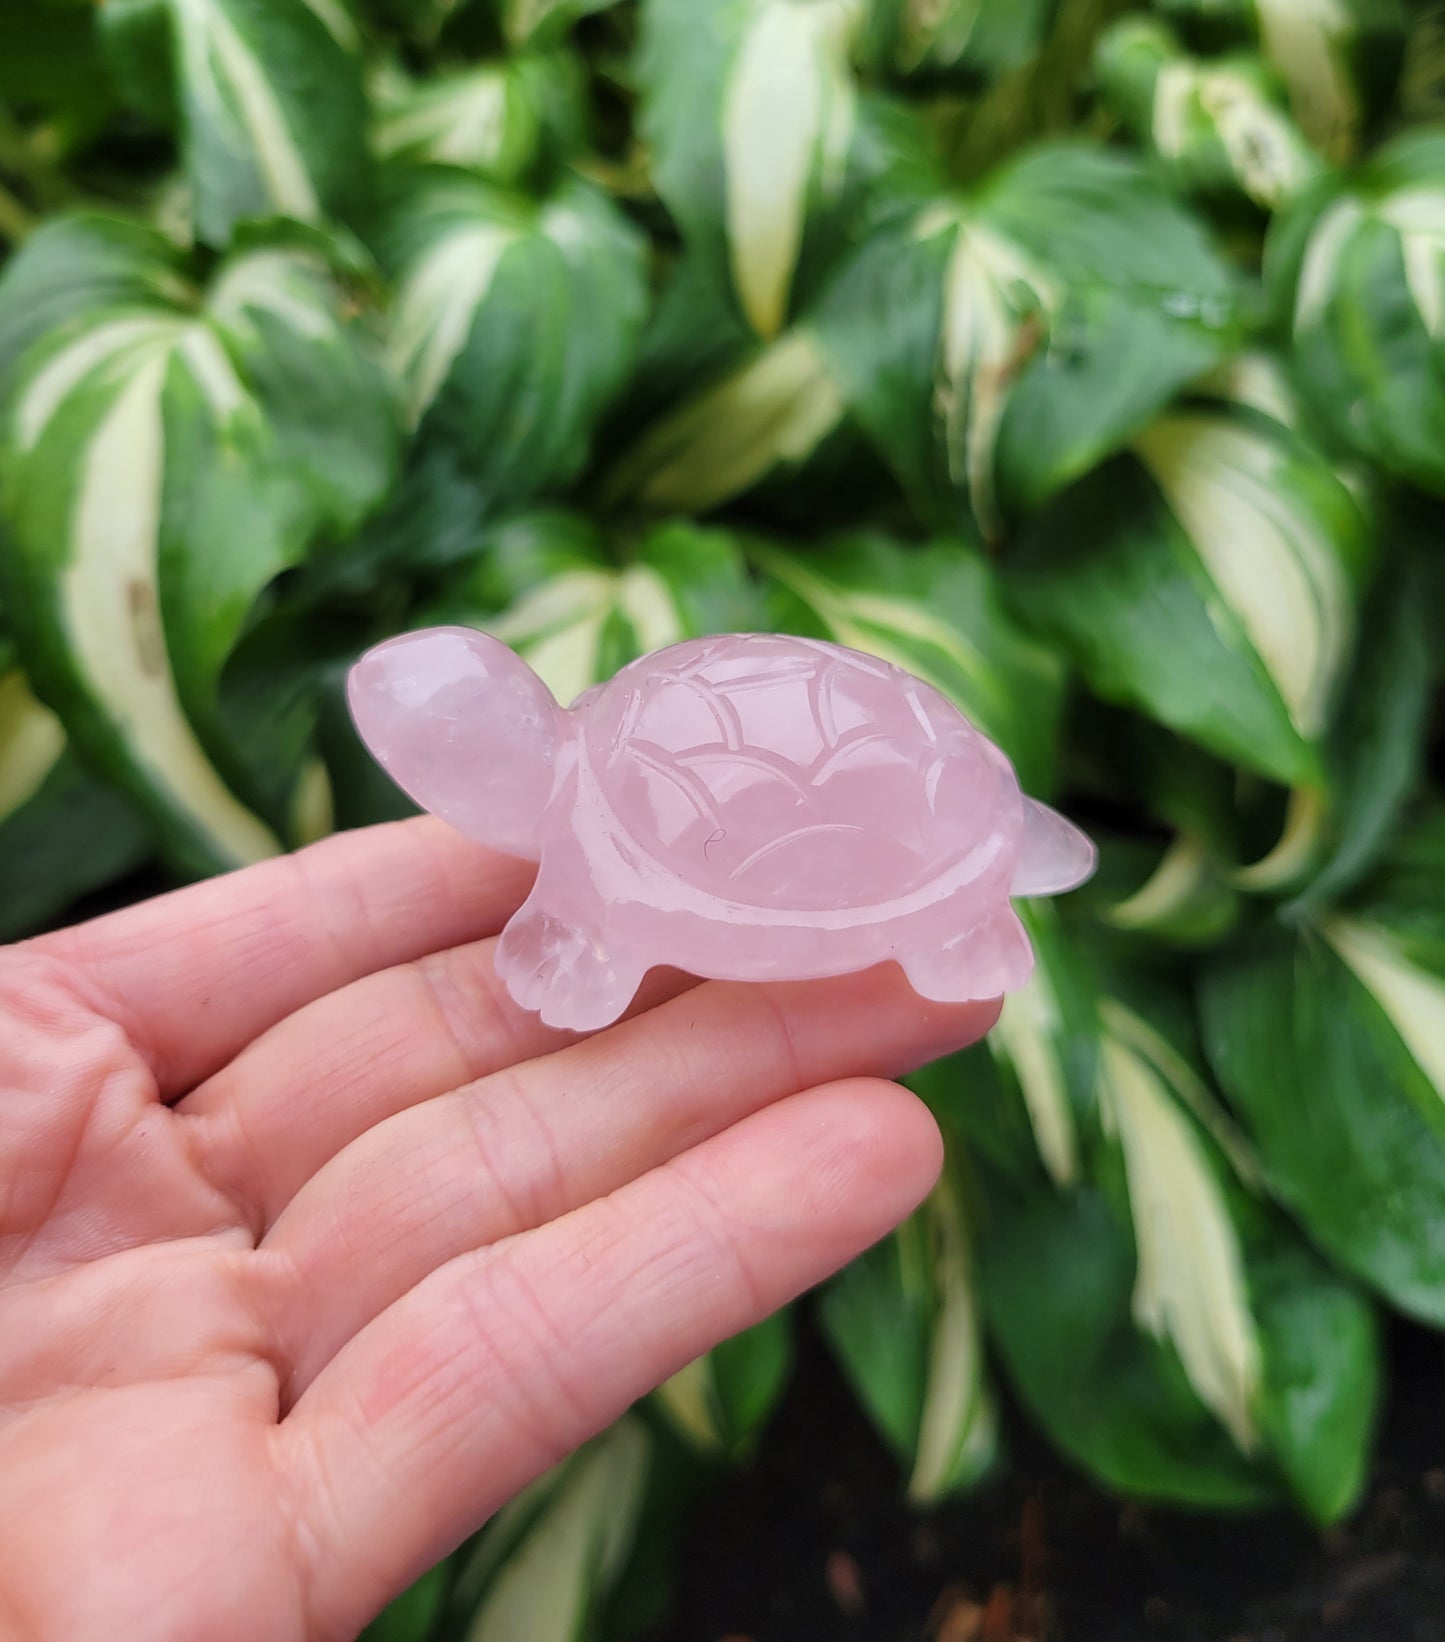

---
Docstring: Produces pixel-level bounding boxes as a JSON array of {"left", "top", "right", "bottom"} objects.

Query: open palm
[{"left": 0, "top": 818, "right": 996, "bottom": 1642}]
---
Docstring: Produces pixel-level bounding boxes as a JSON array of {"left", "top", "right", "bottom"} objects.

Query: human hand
[{"left": 0, "top": 819, "right": 998, "bottom": 1642}]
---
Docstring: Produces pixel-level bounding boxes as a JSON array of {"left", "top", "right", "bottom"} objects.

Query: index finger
[{"left": 26, "top": 818, "right": 535, "bottom": 1097}]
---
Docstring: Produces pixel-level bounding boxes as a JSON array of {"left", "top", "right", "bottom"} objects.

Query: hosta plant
[{"left": 1, "top": 0, "right": 1441, "bottom": 1636}]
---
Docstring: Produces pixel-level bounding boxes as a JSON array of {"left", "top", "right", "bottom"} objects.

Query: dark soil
[{"left": 645, "top": 1312, "right": 1445, "bottom": 1642}]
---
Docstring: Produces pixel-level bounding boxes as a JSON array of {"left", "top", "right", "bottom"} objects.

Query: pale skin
[{"left": 0, "top": 817, "right": 999, "bottom": 1642}]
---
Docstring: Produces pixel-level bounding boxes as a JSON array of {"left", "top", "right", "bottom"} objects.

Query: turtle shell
[{"left": 583, "top": 633, "right": 1019, "bottom": 909}]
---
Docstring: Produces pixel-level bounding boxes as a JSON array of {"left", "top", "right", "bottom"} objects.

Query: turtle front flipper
[
  {"left": 348, "top": 627, "right": 561, "bottom": 860},
  {"left": 496, "top": 885, "right": 645, "bottom": 1032},
  {"left": 902, "top": 906, "right": 1035, "bottom": 1005},
  {"left": 1011, "top": 798, "right": 1097, "bottom": 897}
]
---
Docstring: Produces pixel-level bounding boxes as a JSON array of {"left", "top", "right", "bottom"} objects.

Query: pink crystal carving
[{"left": 349, "top": 629, "right": 1097, "bottom": 1031}]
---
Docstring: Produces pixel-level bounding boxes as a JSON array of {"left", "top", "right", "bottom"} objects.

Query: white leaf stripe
[
  {"left": 487, "top": 567, "right": 687, "bottom": 705},
  {"left": 1, "top": 248, "right": 361, "bottom": 866},
  {"left": 927, "top": 212, "right": 1058, "bottom": 538},
  {"left": 177, "top": 327, "right": 249, "bottom": 420},
  {"left": 1294, "top": 196, "right": 1364, "bottom": 331},
  {"left": 1379, "top": 187, "right": 1445, "bottom": 340},
  {"left": 61, "top": 353, "right": 279, "bottom": 863},
  {"left": 610, "top": 331, "right": 847, "bottom": 511},
  {"left": 1255, "top": 0, "right": 1357, "bottom": 161},
  {"left": 1098, "top": 1011, "right": 1261, "bottom": 1452},
  {"left": 297, "top": 0, "right": 359, "bottom": 52},
  {"left": 1134, "top": 413, "right": 1352, "bottom": 738},
  {"left": 0, "top": 670, "right": 66, "bottom": 818},
  {"left": 17, "top": 317, "right": 181, "bottom": 452},
  {"left": 461, "top": 1420, "right": 650, "bottom": 1642},
  {"left": 375, "top": 69, "right": 512, "bottom": 169},
  {"left": 387, "top": 223, "right": 520, "bottom": 426},
  {"left": 653, "top": 1358, "right": 725, "bottom": 1451},
  {"left": 908, "top": 1172, "right": 996, "bottom": 1501},
  {"left": 722, "top": 0, "right": 861, "bottom": 337},
  {"left": 990, "top": 970, "right": 1079, "bottom": 1187},
  {"left": 1324, "top": 918, "right": 1445, "bottom": 1100},
  {"left": 208, "top": 250, "right": 337, "bottom": 341},
  {"left": 1108, "top": 836, "right": 1215, "bottom": 931},
  {"left": 173, "top": 0, "right": 321, "bottom": 222}
]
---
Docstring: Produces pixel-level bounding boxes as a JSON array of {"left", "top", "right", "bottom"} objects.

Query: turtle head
[
  {"left": 348, "top": 626, "right": 562, "bottom": 861},
  {"left": 1011, "top": 797, "right": 1098, "bottom": 897}
]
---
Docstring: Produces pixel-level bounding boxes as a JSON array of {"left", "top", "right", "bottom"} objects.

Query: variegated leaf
[
  {"left": 1203, "top": 814, "right": 1445, "bottom": 1325},
  {"left": 603, "top": 329, "right": 851, "bottom": 517},
  {"left": 981, "top": 968, "right": 1378, "bottom": 1520},
  {"left": 1155, "top": 0, "right": 1408, "bottom": 162},
  {"left": 654, "top": 1313, "right": 793, "bottom": 1457},
  {"left": 1011, "top": 402, "right": 1372, "bottom": 789},
  {"left": 863, "top": 0, "right": 1056, "bottom": 81},
  {"left": 380, "top": 171, "right": 647, "bottom": 508},
  {"left": 822, "top": 1158, "right": 998, "bottom": 1503},
  {"left": 425, "top": 516, "right": 765, "bottom": 707},
  {"left": 371, "top": 51, "right": 583, "bottom": 184},
  {"left": 1098, "top": 1000, "right": 1262, "bottom": 1452},
  {"left": 1268, "top": 128, "right": 1445, "bottom": 493},
  {"left": 1097, "top": 16, "right": 1320, "bottom": 210},
  {"left": 0, "top": 215, "right": 396, "bottom": 871},
  {"left": 445, "top": 1418, "right": 652, "bottom": 1642},
  {"left": 103, "top": 0, "right": 370, "bottom": 248},
  {"left": 0, "top": 649, "right": 153, "bottom": 938},
  {"left": 639, "top": 0, "right": 868, "bottom": 338},
  {"left": 812, "top": 144, "right": 1240, "bottom": 536}
]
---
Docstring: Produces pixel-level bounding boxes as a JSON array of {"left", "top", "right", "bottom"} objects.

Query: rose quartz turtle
[{"left": 349, "top": 628, "right": 1096, "bottom": 1031}]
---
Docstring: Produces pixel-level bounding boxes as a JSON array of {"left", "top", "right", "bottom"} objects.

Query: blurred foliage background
[{"left": 1, "top": 0, "right": 1443, "bottom": 1635}]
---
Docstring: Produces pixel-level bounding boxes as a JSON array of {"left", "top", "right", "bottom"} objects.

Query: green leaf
[
  {"left": 1100, "top": 834, "right": 1244, "bottom": 948},
  {"left": 370, "top": 50, "right": 585, "bottom": 185},
  {"left": 653, "top": 1313, "right": 793, "bottom": 1457},
  {"left": 0, "top": 215, "right": 397, "bottom": 872},
  {"left": 977, "top": 900, "right": 1100, "bottom": 1185},
  {"left": 359, "top": 1561, "right": 450, "bottom": 1642},
  {"left": 638, "top": 0, "right": 868, "bottom": 338},
  {"left": 1201, "top": 872, "right": 1445, "bottom": 1327},
  {"left": 602, "top": 328, "right": 854, "bottom": 517},
  {"left": 380, "top": 170, "right": 647, "bottom": 514},
  {"left": 811, "top": 144, "right": 1241, "bottom": 536},
  {"left": 1095, "top": 16, "right": 1321, "bottom": 211},
  {"left": 100, "top": 0, "right": 179, "bottom": 127},
  {"left": 753, "top": 532, "right": 1065, "bottom": 794},
  {"left": 1268, "top": 128, "right": 1445, "bottom": 494},
  {"left": 445, "top": 1418, "right": 652, "bottom": 1642},
  {"left": 500, "top": 0, "right": 625, "bottom": 47},
  {"left": 1009, "top": 403, "right": 1373, "bottom": 789},
  {"left": 0, "top": 0, "right": 116, "bottom": 143},
  {"left": 1288, "top": 543, "right": 1433, "bottom": 915},
  {"left": 821, "top": 1161, "right": 997, "bottom": 1502},
  {"left": 1155, "top": 0, "right": 1407, "bottom": 162},
  {"left": 980, "top": 1180, "right": 1272, "bottom": 1508},
  {"left": 0, "top": 662, "right": 153, "bottom": 940},
  {"left": 0, "top": 215, "right": 200, "bottom": 386},
  {"left": 1247, "top": 1237, "right": 1380, "bottom": 1525},
  {"left": 980, "top": 984, "right": 1379, "bottom": 1520},
  {"left": 862, "top": 0, "right": 1058, "bottom": 84},
  {"left": 131, "top": 0, "right": 369, "bottom": 249},
  {"left": 425, "top": 516, "right": 766, "bottom": 706}
]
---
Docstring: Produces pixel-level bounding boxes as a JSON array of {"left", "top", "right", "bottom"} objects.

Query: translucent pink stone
[{"left": 349, "top": 629, "right": 1097, "bottom": 1031}]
